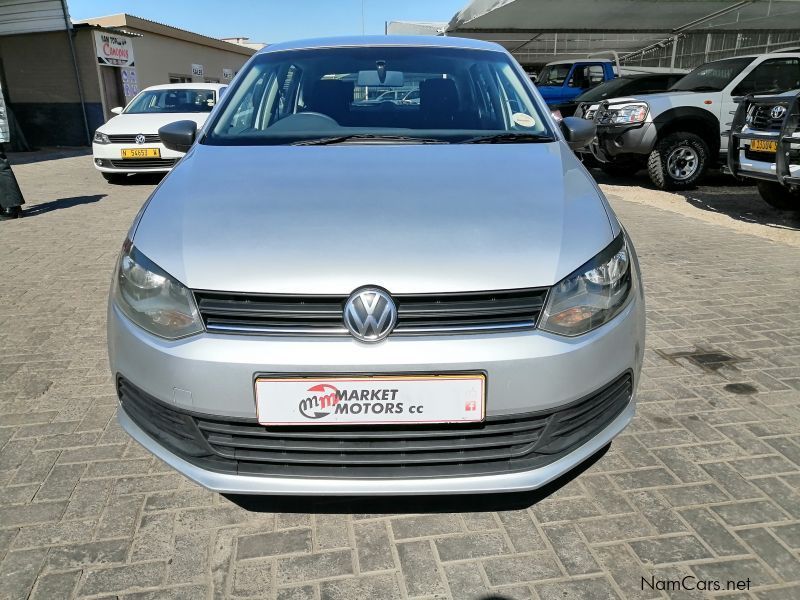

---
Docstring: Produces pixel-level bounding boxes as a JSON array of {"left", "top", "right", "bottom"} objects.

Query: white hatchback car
[{"left": 92, "top": 83, "right": 227, "bottom": 182}]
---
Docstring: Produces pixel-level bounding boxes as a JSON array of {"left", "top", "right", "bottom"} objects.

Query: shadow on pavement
[
  {"left": 224, "top": 443, "right": 610, "bottom": 514},
  {"left": 590, "top": 167, "right": 800, "bottom": 231},
  {"left": 111, "top": 173, "right": 167, "bottom": 186},
  {"left": 22, "top": 194, "right": 106, "bottom": 216},
  {"left": 7, "top": 147, "right": 91, "bottom": 165}
]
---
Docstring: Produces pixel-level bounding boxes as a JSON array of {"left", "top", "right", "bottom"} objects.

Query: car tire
[
  {"left": 647, "top": 132, "right": 709, "bottom": 190},
  {"left": 756, "top": 181, "right": 800, "bottom": 211},
  {"left": 102, "top": 172, "right": 127, "bottom": 184}
]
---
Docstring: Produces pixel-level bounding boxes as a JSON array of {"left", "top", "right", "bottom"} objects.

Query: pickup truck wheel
[
  {"left": 647, "top": 132, "right": 709, "bottom": 190},
  {"left": 756, "top": 181, "right": 800, "bottom": 211}
]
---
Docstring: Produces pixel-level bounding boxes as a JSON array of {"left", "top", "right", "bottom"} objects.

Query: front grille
[
  {"left": 108, "top": 134, "right": 161, "bottom": 143},
  {"left": 117, "top": 372, "right": 633, "bottom": 479},
  {"left": 749, "top": 105, "right": 785, "bottom": 132},
  {"left": 108, "top": 158, "right": 178, "bottom": 169},
  {"left": 193, "top": 288, "right": 549, "bottom": 336}
]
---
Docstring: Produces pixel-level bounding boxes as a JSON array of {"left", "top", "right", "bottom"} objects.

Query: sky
[{"left": 68, "top": 0, "right": 468, "bottom": 43}]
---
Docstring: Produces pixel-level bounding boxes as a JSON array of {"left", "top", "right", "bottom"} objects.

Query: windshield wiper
[
  {"left": 291, "top": 134, "right": 448, "bottom": 146},
  {"left": 461, "top": 133, "right": 555, "bottom": 144}
]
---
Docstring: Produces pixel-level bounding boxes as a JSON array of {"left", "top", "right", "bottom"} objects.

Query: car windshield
[
  {"left": 537, "top": 64, "right": 572, "bottom": 86},
  {"left": 574, "top": 77, "right": 635, "bottom": 102},
  {"left": 125, "top": 89, "right": 217, "bottom": 114},
  {"left": 204, "top": 46, "right": 553, "bottom": 145},
  {"left": 669, "top": 57, "right": 755, "bottom": 92}
]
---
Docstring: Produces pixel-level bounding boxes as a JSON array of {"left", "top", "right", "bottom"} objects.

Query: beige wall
[
  {"left": 0, "top": 29, "right": 100, "bottom": 103},
  {"left": 124, "top": 28, "right": 252, "bottom": 89}
]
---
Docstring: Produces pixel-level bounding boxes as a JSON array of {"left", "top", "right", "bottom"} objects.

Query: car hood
[
  {"left": 133, "top": 142, "right": 617, "bottom": 294},
  {"left": 597, "top": 90, "right": 712, "bottom": 106},
  {"left": 99, "top": 112, "right": 211, "bottom": 134}
]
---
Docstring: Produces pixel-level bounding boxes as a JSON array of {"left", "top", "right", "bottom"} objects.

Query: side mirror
[
  {"left": 159, "top": 120, "right": 197, "bottom": 153},
  {"left": 110, "top": 107, "right": 123, "bottom": 115},
  {"left": 560, "top": 116, "right": 596, "bottom": 150}
]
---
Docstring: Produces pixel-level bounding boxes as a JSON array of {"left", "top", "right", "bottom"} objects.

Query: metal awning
[{"left": 446, "top": 0, "right": 800, "bottom": 65}]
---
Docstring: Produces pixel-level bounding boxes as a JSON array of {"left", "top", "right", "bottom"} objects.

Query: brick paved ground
[{"left": 1, "top": 152, "right": 799, "bottom": 600}]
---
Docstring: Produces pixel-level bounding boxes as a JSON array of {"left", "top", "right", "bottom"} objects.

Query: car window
[
  {"left": 206, "top": 46, "right": 553, "bottom": 145},
  {"left": 537, "top": 64, "right": 572, "bottom": 86},
  {"left": 125, "top": 89, "right": 217, "bottom": 114},
  {"left": 670, "top": 57, "right": 755, "bottom": 92},
  {"left": 732, "top": 57, "right": 800, "bottom": 96},
  {"left": 568, "top": 64, "right": 605, "bottom": 88}
]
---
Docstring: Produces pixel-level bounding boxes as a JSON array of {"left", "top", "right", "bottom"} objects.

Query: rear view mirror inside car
[{"left": 357, "top": 70, "right": 404, "bottom": 87}]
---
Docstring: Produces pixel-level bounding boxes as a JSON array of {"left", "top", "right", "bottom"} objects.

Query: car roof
[
  {"left": 141, "top": 83, "right": 228, "bottom": 91},
  {"left": 259, "top": 35, "right": 504, "bottom": 54},
  {"left": 545, "top": 58, "right": 613, "bottom": 66}
]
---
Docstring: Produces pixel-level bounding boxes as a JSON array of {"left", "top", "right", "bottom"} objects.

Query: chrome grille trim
[
  {"left": 108, "top": 133, "right": 161, "bottom": 143},
  {"left": 194, "top": 288, "right": 549, "bottom": 337}
]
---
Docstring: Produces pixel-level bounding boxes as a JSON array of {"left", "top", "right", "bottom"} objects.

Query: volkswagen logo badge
[
  {"left": 770, "top": 105, "right": 787, "bottom": 120},
  {"left": 343, "top": 287, "right": 397, "bottom": 343},
  {"left": 135, "top": 134, "right": 146, "bottom": 145}
]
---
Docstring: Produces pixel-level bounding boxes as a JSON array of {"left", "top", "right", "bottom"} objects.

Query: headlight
[
  {"left": 112, "top": 239, "right": 203, "bottom": 339},
  {"left": 540, "top": 233, "right": 633, "bottom": 336},
  {"left": 93, "top": 131, "right": 111, "bottom": 144},
  {"left": 609, "top": 103, "right": 648, "bottom": 125}
]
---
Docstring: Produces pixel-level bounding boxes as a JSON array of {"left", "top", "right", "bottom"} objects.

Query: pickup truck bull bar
[{"left": 726, "top": 91, "right": 800, "bottom": 187}]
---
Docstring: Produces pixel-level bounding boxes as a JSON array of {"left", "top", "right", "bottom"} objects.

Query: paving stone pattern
[{"left": 1, "top": 153, "right": 799, "bottom": 599}]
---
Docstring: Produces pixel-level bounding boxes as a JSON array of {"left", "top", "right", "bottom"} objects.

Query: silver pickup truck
[
  {"left": 726, "top": 90, "right": 799, "bottom": 210},
  {"left": 576, "top": 52, "right": 800, "bottom": 190}
]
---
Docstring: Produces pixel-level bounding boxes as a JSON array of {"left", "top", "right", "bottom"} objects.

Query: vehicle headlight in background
[
  {"left": 540, "top": 233, "right": 633, "bottom": 336},
  {"left": 112, "top": 239, "right": 203, "bottom": 339},
  {"left": 93, "top": 131, "right": 111, "bottom": 144},
  {"left": 609, "top": 103, "right": 648, "bottom": 125}
]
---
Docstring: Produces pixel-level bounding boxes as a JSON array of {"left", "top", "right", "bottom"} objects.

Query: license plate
[
  {"left": 750, "top": 139, "right": 777, "bottom": 153},
  {"left": 255, "top": 374, "right": 485, "bottom": 426},
  {"left": 121, "top": 148, "right": 161, "bottom": 159}
]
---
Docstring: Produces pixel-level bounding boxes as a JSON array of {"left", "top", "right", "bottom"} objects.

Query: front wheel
[
  {"left": 647, "top": 132, "right": 709, "bottom": 190},
  {"left": 757, "top": 181, "right": 800, "bottom": 211}
]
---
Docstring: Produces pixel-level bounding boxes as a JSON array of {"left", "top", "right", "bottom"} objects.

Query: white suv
[{"left": 577, "top": 52, "right": 800, "bottom": 189}]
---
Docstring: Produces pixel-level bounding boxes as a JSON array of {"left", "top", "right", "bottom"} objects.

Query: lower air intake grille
[
  {"left": 117, "top": 372, "right": 632, "bottom": 479},
  {"left": 108, "top": 158, "right": 178, "bottom": 169}
]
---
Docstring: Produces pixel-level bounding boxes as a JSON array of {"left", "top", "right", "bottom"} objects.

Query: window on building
[
  {"left": 205, "top": 77, "right": 221, "bottom": 83},
  {"left": 169, "top": 75, "right": 192, "bottom": 84}
]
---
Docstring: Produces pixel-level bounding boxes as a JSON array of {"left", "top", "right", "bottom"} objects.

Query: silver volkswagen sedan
[{"left": 108, "top": 36, "right": 645, "bottom": 495}]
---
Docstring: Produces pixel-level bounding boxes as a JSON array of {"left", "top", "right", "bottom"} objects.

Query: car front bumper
[
  {"left": 108, "top": 289, "right": 644, "bottom": 495},
  {"left": 92, "top": 142, "right": 184, "bottom": 173},
  {"left": 580, "top": 122, "right": 657, "bottom": 161}
]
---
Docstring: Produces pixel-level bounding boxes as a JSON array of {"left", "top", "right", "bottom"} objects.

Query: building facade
[{"left": 0, "top": 12, "right": 254, "bottom": 147}]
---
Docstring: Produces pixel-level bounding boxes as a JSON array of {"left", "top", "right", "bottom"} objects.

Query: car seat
[
  {"left": 305, "top": 80, "right": 354, "bottom": 124},
  {"left": 419, "top": 78, "right": 460, "bottom": 127}
]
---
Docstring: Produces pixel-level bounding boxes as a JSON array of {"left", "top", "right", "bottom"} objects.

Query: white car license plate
[{"left": 255, "top": 374, "right": 485, "bottom": 426}]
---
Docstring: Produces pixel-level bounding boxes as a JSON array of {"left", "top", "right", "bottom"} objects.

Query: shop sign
[
  {"left": 223, "top": 68, "right": 233, "bottom": 80},
  {"left": 121, "top": 68, "right": 139, "bottom": 98},
  {"left": 192, "top": 64, "right": 204, "bottom": 77},
  {"left": 94, "top": 31, "right": 135, "bottom": 67}
]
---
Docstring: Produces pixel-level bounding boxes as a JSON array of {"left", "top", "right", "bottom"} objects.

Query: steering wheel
[
  {"left": 268, "top": 111, "right": 340, "bottom": 132},
  {"left": 294, "top": 111, "right": 338, "bottom": 123}
]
